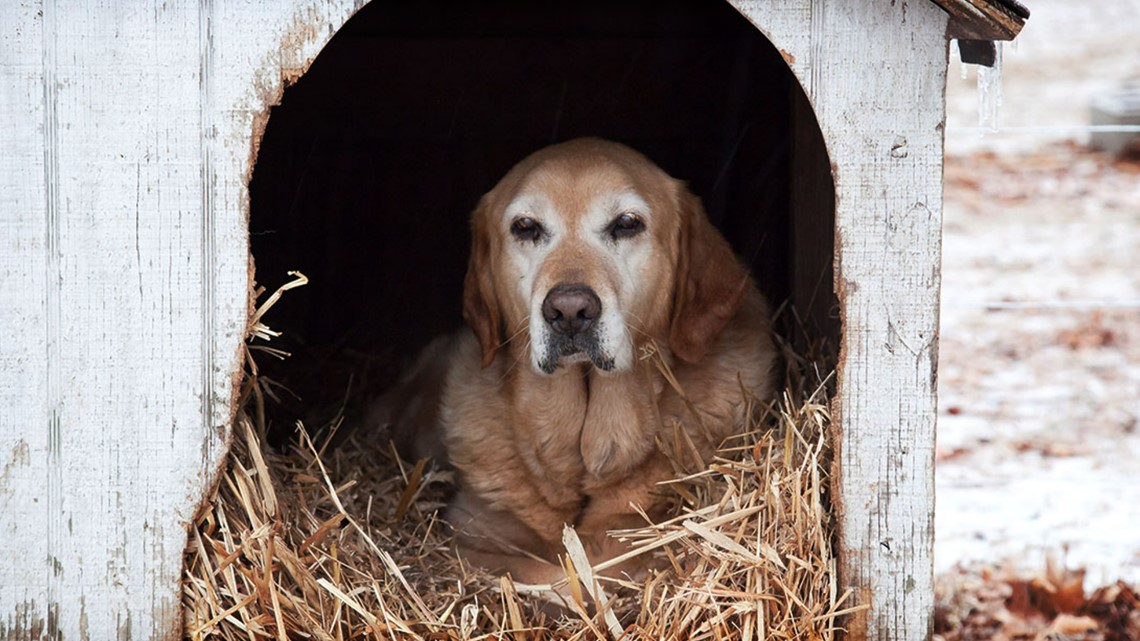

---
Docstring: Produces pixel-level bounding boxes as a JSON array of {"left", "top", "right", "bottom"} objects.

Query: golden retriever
[{"left": 377, "top": 138, "right": 777, "bottom": 584}]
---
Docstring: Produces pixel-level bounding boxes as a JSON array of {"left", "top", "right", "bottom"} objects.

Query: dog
[{"left": 377, "top": 138, "right": 777, "bottom": 584}]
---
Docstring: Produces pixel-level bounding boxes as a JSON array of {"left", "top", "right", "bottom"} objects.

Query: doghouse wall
[{"left": 249, "top": 0, "right": 836, "bottom": 422}]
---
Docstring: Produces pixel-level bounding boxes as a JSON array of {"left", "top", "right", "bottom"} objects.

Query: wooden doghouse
[{"left": 0, "top": 1, "right": 1026, "bottom": 639}]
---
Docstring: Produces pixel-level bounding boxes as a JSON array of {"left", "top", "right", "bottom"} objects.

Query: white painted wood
[
  {"left": 0, "top": 1, "right": 363, "bottom": 638},
  {"left": 1, "top": 1, "right": 51, "bottom": 635},
  {"left": 732, "top": 2, "right": 947, "bottom": 640},
  {"left": 1, "top": 0, "right": 946, "bottom": 639}
]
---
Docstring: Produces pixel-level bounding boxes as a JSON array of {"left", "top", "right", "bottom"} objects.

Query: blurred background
[{"left": 937, "top": 0, "right": 1140, "bottom": 587}]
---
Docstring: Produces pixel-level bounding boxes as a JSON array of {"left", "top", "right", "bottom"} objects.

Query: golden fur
[{"left": 376, "top": 138, "right": 777, "bottom": 583}]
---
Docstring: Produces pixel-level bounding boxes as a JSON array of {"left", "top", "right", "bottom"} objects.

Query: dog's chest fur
[
  {"left": 513, "top": 366, "right": 661, "bottom": 488},
  {"left": 441, "top": 340, "right": 671, "bottom": 522}
]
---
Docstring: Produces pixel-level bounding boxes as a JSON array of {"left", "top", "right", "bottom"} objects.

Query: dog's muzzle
[{"left": 537, "top": 284, "right": 614, "bottom": 373}]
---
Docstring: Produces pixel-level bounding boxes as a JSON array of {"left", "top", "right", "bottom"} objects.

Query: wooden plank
[
  {"left": 0, "top": 0, "right": 51, "bottom": 636},
  {"left": 0, "top": 1, "right": 362, "bottom": 638},
  {"left": 727, "top": 1, "right": 813, "bottom": 88},
  {"left": 928, "top": 0, "right": 1028, "bottom": 40},
  {"left": 957, "top": 39, "right": 998, "bottom": 67},
  {"left": 0, "top": 1, "right": 944, "bottom": 639},
  {"left": 813, "top": 4, "right": 945, "bottom": 640},
  {"left": 731, "top": 2, "right": 945, "bottom": 640},
  {"left": 11, "top": 2, "right": 212, "bottom": 637}
]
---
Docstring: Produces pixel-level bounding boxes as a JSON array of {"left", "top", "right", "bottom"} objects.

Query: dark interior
[{"left": 249, "top": 0, "right": 836, "bottom": 432}]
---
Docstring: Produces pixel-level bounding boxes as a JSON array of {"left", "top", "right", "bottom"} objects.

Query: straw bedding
[{"left": 182, "top": 274, "right": 860, "bottom": 640}]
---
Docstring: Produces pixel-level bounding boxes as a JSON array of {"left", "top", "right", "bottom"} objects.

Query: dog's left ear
[
  {"left": 463, "top": 198, "right": 503, "bottom": 368},
  {"left": 669, "top": 186, "right": 750, "bottom": 364}
]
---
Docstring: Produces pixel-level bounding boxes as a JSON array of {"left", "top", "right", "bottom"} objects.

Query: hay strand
[{"left": 183, "top": 277, "right": 861, "bottom": 639}]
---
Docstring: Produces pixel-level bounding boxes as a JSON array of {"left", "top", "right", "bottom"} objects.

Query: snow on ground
[{"left": 937, "top": 0, "right": 1140, "bottom": 585}]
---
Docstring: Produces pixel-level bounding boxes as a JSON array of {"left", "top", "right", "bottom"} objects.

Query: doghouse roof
[{"left": 931, "top": 0, "right": 1030, "bottom": 40}]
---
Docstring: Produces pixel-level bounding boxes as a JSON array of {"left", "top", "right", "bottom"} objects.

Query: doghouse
[{"left": 0, "top": 1, "right": 1026, "bottom": 639}]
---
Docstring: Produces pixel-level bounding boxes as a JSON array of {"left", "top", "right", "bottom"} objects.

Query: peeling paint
[
  {"left": 890, "top": 135, "right": 910, "bottom": 157},
  {"left": 0, "top": 601, "right": 45, "bottom": 641},
  {"left": 0, "top": 439, "right": 31, "bottom": 493},
  {"left": 116, "top": 610, "right": 131, "bottom": 641},
  {"left": 47, "top": 603, "right": 59, "bottom": 641},
  {"left": 4, "top": 1, "right": 367, "bottom": 638},
  {"left": 1, "top": 2, "right": 946, "bottom": 641},
  {"left": 80, "top": 595, "right": 90, "bottom": 641}
]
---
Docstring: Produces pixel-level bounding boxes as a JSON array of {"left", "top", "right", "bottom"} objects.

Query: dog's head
[{"left": 463, "top": 138, "right": 750, "bottom": 375}]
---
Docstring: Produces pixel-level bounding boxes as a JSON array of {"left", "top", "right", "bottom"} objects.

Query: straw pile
[{"left": 183, "top": 274, "right": 861, "bottom": 640}]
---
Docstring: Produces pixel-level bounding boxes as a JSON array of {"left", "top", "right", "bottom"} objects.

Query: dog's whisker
[
  {"left": 496, "top": 337, "right": 532, "bottom": 384},
  {"left": 620, "top": 323, "right": 637, "bottom": 349},
  {"left": 624, "top": 322, "right": 650, "bottom": 340},
  {"left": 622, "top": 310, "right": 652, "bottom": 336},
  {"left": 500, "top": 322, "right": 530, "bottom": 348},
  {"left": 622, "top": 315, "right": 654, "bottom": 345}
]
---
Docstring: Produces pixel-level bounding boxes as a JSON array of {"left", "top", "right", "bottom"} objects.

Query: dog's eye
[
  {"left": 608, "top": 213, "right": 644, "bottom": 240},
  {"left": 510, "top": 217, "right": 543, "bottom": 242}
]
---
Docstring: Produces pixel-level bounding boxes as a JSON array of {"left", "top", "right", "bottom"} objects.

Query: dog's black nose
[{"left": 542, "top": 285, "right": 601, "bottom": 336}]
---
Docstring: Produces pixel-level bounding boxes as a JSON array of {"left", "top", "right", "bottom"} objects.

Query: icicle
[
  {"left": 977, "top": 41, "right": 1003, "bottom": 131},
  {"left": 952, "top": 40, "right": 970, "bottom": 80}
]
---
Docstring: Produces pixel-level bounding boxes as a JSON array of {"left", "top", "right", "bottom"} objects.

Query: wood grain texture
[
  {"left": 928, "top": 0, "right": 1028, "bottom": 40},
  {"left": 0, "top": 1, "right": 363, "bottom": 638},
  {"left": 732, "top": 2, "right": 946, "bottom": 639},
  {"left": 2, "top": 0, "right": 945, "bottom": 639},
  {"left": 0, "top": 1, "right": 51, "bottom": 636},
  {"left": 816, "top": 5, "right": 945, "bottom": 638}
]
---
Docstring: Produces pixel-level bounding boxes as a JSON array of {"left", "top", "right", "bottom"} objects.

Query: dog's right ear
[{"left": 463, "top": 198, "right": 503, "bottom": 368}]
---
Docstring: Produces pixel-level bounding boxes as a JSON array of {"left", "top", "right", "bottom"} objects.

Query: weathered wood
[
  {"left": 0, "top": 1, "right": 51, "bottom": 634},
  {"left": 958, "top": 39, "right": 999, "bottom": 67},
  {"left": 2, "top": 0, "right": 949, "bottom": 639},
  {"left": 928, "top": 0, "right": 1029, "bottom": 40},
  {"left": 732, "top": 2, "right": 946, "bottom": 639},
  {"left": 820, "top": 5, "right": 945, "bottom": 634},
  {"left": 0, "top": 1, "right": 363, "bottom": 638}
]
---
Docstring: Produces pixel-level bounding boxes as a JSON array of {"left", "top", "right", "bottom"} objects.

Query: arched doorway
[{"left": 248, "top": 0, "right": 836, "bottom": 430}]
